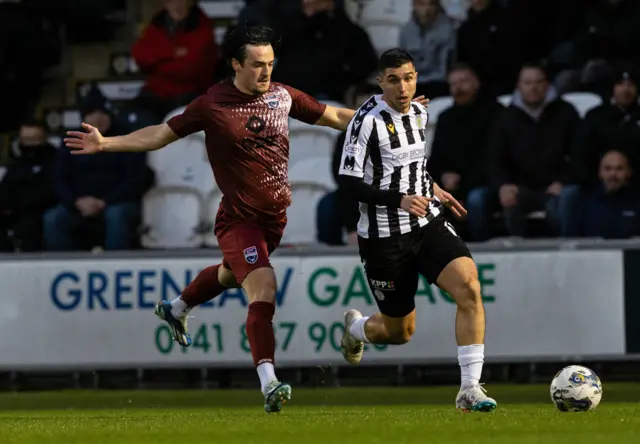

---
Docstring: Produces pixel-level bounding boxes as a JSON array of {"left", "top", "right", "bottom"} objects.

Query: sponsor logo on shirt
[{"left": 343, "top": 155, "right": 356, "bottom": 170}]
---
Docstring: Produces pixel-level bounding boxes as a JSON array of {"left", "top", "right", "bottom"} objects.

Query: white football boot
[{"left": 340, "top": 309, "right": 365, "bottom": 365}]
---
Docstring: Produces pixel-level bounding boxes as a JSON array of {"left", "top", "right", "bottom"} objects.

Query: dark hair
[
  {"left": 378, "top": 48, "right": 414, "bottom": 72},
  {"left": 519, "top": 61, "right": 550, "bottom": 81},
  {"left": 448, "top": 62, "right": 477, "bottom": 76},
  {"left": 222, "top": 23, "right": 280, "bottom": 65}
]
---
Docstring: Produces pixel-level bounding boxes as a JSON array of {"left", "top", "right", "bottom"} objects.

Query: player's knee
[
  {"left": 243, "top": 267, "right": 277, "bottom": 304},
  {"left": 454, "top": 277, "right": 482, "bottom": 311}
]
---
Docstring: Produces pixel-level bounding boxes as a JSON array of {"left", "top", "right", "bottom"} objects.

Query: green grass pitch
[{"left": 1, "top": 384, "right": 639, "bottom": 444}]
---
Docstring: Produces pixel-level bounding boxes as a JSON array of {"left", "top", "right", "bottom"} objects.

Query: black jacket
[
  {"left": 429, "top": 98, "right": 503, "bottom": 196},
  {"left": 488, "top": 96, "right": 581, "bottom": 190},
  {"left": 0, "top": 143, "right": 57, "bottom": 215},
  {"left": 272, "top": 10, "right": 377, "bottom": 102},
  {"left": 576, "top": 103, "right": 640, "bottom": 186}
]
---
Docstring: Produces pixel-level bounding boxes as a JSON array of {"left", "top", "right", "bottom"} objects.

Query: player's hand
[
  {"left": 413, "top": 95, "right": 430, "bottom": 107},
  {"left": 499, "top": 184, "right": 518, "bottom": 208},
  {"left": 401, "top": 195, "right": 433, "bottom": 218},
  {"left": 65, "top": 123, "right": 104, "bottom": 155},
  {"left": 433, "top": 184, "right": 467, "bottom": 219}
]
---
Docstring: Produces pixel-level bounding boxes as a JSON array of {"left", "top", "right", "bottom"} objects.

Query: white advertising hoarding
[{"left": 0, "top": 251, "right": 625, "bottom": 369}]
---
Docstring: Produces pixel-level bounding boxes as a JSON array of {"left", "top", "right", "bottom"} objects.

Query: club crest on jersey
[
  {"left": 264, "top": 94, "right": 279, "bottom": 109},
  {"left": 416, "top": 116, "right": 423, "bottom": 127},
  {"left": 387, "top": 122, "right": 396, "bottom": 134},
  {"left": 243, "top": 246, "right": 259, "bottom": 264}
]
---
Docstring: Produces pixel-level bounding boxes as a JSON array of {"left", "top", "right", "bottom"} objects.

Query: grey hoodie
[
  {"left": 399, "top": 12, "right": 456, "bottom": 83},
  {"left": 511, "top": 85, "right": 558, "bottom": 121}
]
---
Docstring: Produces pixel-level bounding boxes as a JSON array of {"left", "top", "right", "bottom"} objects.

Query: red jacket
[{"left": 132, "top": 7, "right": 217, "bottom": 99}]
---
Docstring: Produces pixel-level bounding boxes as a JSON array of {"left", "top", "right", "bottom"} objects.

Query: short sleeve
[
  {"left": 282, "top": 84, "right": 327, "bottom": 124},
  {"left": 338, "top": 112, "right": 375, "bottom": 179},
  {"left": 166, "top": 95, "right": 209, "bottom": 138}
]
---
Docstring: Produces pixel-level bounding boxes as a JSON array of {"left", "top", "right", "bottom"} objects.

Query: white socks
[
  {"left": 170, "top": 297, "right": 190, "bottom": 318},
  {"left": 349, "top": 316, "right": 371, "bottom": 343},
  {"left": 458, "top": 344, "right": 484, "bottom": 388},
  {"left": 257, "top": 362, "right": 277, "bottom": 394}
]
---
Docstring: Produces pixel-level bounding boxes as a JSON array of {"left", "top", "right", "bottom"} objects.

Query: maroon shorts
[{"left": 214, "top": 208, "right": 287, "bottom": 285}]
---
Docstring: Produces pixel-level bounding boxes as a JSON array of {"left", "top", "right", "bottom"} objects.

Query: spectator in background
[
  {"left": 428, "top": 64, "right": 503, "bottom": 241},
  {"left": 556, "top": 0, "right": 640, "bottom": 95},
  {"left": 316, "top": 83, "right": 378, "bottom": 246},
  {"left": 132, "top": 0, "right": 218, "bottom": 124},
  {"left": 576, "top": 70, "right": 640, "bottom": 190},
  {"left": 487, "top": 63, "right": 582, "bottom": 238},
  {"left": 0, "top": 120, "right": 57, "bottom": 251},
  {"left": 581, "top": 150, "right": 640, "bottom": 238},
  {"left": 400, "top": 0, "right": 456, "bottom": 99},
  {"left": 272, "top": 0, "right": 377, "bottom": 103},
  {"left": 456, "top": 0, "right": 519, "bottom": 97},
  {"left": 44, "top": 90, "right": 151, "bottom": 251}
]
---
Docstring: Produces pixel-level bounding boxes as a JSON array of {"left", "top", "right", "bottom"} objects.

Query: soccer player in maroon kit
[{"left": 65, "top": 24, "right": 427, "bottom": 413}]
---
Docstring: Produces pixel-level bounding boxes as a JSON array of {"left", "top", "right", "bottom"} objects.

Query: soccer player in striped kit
[{"left": 337, "top": 48, "right": 497, "bottom": 412}]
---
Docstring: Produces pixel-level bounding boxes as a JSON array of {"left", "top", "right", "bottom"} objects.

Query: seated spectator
[
  {"left": 132, "top": 0, "right": 218, "bottom": 124},
  {"left": 428, "top": 64, "right": 503, "bottom": 241},
  {"left": 456, "top": 0, "right": 519, "bottom": 97},
  {"left": 554, "top": 0, "right": 640, "bottom": 95},
  {"left": 487, "top": 62, "right": 582, "bottom": 238},
  {"left": 0, "top": 120, "right": 57, "bottom": 251},
  {"left": 576, "top": 70, "right": 640, "bottom": 189},
  {"left": 581, "top": 150, "right": 640, "bottom": 238},
  {"left": 400, "top": 0, "right": 456, "bottom": 99},
  {"left": 43, "top": 91, "right": 151, "bottom": 251},
  {"left": 272, "top": 0, "right": 377, "bottom": 103},
  {"left": 316, "top": 84, "right": 378, "bottom": 245}
]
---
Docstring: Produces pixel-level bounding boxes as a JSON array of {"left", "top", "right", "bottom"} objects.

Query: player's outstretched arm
[
  {"left": 64, "top": 122, "right": 179, "bottom": 155},
  {"left": 315, "top": 97, "right": 430, "bottom": 131},
  {"left": 314, "top": 105, "right": 357, "bottom": 131}
]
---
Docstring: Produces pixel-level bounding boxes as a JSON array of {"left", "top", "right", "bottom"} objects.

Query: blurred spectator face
[
  {"left": 233, "top": 44, "right": 275, "bottom": 95},
  {"left": 517, "top": 67, "right": 549, "bottom": 108},
  {"left": 448, "top": 68, "right": 479, "bottom": 106},
  {"left": 84, "top": 110, "right": 112, "bottom": 135},
  {"left": 470, "top": 0, "right": 490, "bottom": 12},
  {"left": 19, "top": 124, "right": 46, "bottom": 147},
  {"left": 612, "top": 79, "right": 637, "bottom": 109},
  {"left": 414, "top": 0, "right": 440, "bottom": 24},
  {"left": 599, "top": 150, "right": 631, "bottom": 193},
  {"left": 164, "top": 0, "right": 193, "bottom": 22},
  {"left": 379, "top": 62, "right": 418, "bottom": 112},
  {"left": 302, "top": 0, "right": 334, "bottom": 17}
]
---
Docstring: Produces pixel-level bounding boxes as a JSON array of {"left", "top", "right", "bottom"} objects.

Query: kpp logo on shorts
[
  {"left": 243, "top": 246, "right": 258, "bottom": 264},
  {"left": 370, "top": 279, "right": 395, "bottom": 291}
]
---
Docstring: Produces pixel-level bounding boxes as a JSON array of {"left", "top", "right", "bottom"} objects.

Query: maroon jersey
[{"left": 167, "top": 80, "right": 327, "bottom": 220}]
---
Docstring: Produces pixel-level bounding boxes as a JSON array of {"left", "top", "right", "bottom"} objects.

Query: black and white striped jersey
[{"left": 338, "top": 94, "right": 441, "bottom": 239}]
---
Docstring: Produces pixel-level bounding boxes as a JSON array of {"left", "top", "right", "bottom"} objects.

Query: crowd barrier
[{"left": 1, "top": 239, "right": 639, "bottom": 371}]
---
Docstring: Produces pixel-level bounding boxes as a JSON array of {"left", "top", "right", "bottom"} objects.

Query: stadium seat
[
  {"left": 365, "top": 24, "right": 402, "bottom": 55},
  {"left": 561, "top": 92, "right": 602, "bottom": 118},
  {"left": 288, "top": 117, "right": 340, "bottom": 172},
  {"left": 497, "top": 94, "right": 512, "bottom": 107},
  {"left": 199, "top": 1, "right": 244, "bottom": 19},
  {"left": 284, "top": 159, "right": 336, "bottom": 245},
  {"left": 202, "top": 189, "right": 223, "bottom": 248},
  {"left": 77, "top": 80, "right": 144, "bottom": 102},
  {"left": 147, "top": 133, "right": 211, "bottom": 192},
  {"left": 359, "top": 0, "right": 412, "bottom": 26},
  {"left": 141, "top": 187, "right": 204, "bottom": 249},
  {"left": 423, "top": 96, "right": 453, "bottom": 157}
]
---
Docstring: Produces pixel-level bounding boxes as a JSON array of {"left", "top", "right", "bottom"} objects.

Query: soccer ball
[{"left": 550, "top": 365, "right": 603, "bottom": 412}]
